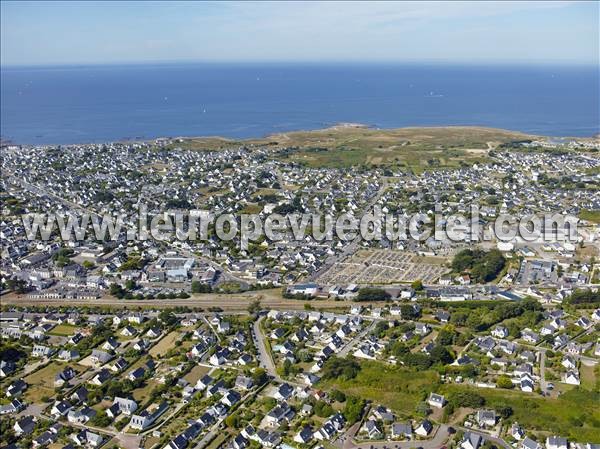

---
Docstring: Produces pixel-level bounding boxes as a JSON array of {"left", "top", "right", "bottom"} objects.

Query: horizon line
[{"left": 2, "top": 58, "right": 599, "bottom": 70}]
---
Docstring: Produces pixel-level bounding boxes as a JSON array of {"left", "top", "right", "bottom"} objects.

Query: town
[{"left": 1, "top": 129, "right": 599, "bottom": 449}]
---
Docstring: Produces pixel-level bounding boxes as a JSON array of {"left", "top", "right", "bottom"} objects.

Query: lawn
[
  {"left": 441, "top": 384, "right": 600, "bottom": 442},
  {"left": 580, "top": 363, "right": 598, "bottom": 391},
  {"left": 132, "top": 380, "right": 158, "bottom": 402},
  {"left": 319, "top": 360, "right": 439, "bottom": 417}
]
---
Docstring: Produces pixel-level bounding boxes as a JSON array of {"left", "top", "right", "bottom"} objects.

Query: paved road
[
  {"left": 252, "top": 316, "right": 279, "bottom": 379},
  {"left": 338, "top": 320, "right": 377, "bottom": 357},
  {"left": 339, "top": 423, "right": 451, "bottom": 449}
]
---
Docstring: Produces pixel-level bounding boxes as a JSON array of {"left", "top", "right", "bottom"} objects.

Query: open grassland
[
  {"left": 441, "top": 384, "right": 600, "bottom": 442},
  {"left": 267, "top": 126, "right": 531, "bottom": 170},
  {"left": 579, "top": 209, "right": 600, "bottom": 224},
  {"left": 166, "top": 126, "right": 534, "bottom": 170},
  {"left": 320, "top": 360, "right": 439, "bottom": 418}
]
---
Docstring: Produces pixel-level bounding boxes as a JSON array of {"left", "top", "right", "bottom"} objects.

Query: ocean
[{"left": 1, "top": 62, "right": 598, "bottom": 145}]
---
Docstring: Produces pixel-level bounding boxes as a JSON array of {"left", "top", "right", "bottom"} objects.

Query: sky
[{"left": 1, "top": 1, "right": 598, "bottom": 66}]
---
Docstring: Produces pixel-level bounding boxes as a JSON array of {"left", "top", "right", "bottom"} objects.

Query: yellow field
[
  {"left": 149, "top": 331, "right": 181, "bottom": 357},
  {"left": 184, "top": 365, "right": 211, "bottom": 385}
]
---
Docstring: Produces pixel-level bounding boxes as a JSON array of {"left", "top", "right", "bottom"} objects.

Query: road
[
  {"left": 338, "top": 320, "right": 377, "bottom": 357},
  {"left": 252, "top": 316, "right": 279, "bottom": 379},
  {"left": 338, "top": 423, "right": 451, "bottom": 449}
]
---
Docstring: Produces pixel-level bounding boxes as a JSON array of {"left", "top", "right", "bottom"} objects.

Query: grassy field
[
  {"left": 132, "top": 379, "right": 158, "bottom": 402},
  {"left": 48, "top": 323, "right": 78, "bottom": 336},
  {"left": 150, "top": 331, "right": 181, "bottom": 357},
  {"left": 441, "top": 384, "right": 600, "bottom": 442},
  {"left": 579, "top": 209, "right": 600, "bottom": 224},
  {"left": 580, "top": 364, "right": 599, "bottom": 391},
  {"left": 320, "top": 360, "right": 439, "bottom": 418},
  {"left": 165, "top": 125, "right": 534, "bottom": 170},
  {"left": 24, "top": 361, "right": 86, "bottom": 402},
  {"left": 205, "top": 432, "right": 229, "bottom": 449},
  {"left": 184, "top": 365, "right": 211, "bottom": 385},
  {"left": 267, "top": 126, "right": 529, "bottom": 170}
]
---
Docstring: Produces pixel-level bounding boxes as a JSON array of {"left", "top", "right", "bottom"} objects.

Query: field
[
  {"left": 47, "top": 323, "right": 78, "bottom": 336},
  {"left": 167, "top": 125, "right": 534, "bottom": 171},
  {"left": 580, "top": 364, "right": 599, "bottom": 391},
  {"left": 184, "top": 365, "right": 212, "bottom": 385},
  {"left": 320, "top": 360, "right": 439, "bottom": 418},
  {"left": 150, "top": 331, "right": 181, "bottom": 357},
  {"left": 441, "top": 384, "right": 600, "bottom": 442},
  {"left": 267, "top": 126, "right": 530, "bottom": 170},
  {"left": 579, "top": 209, "right": 600, "bottom": 224},
  {"left": 205, "top": 432, "right": 229, "bottom": 449},
  {"left": 132, "top": 380, "right": 158, "bottom": 402},
  {"left": 24, "top": 361, "right": 86, "bottom": 402}
]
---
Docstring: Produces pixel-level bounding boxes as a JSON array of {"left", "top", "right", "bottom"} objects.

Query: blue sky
[{"left": 1, "top": 1, "right": 598, "bottom": 66}]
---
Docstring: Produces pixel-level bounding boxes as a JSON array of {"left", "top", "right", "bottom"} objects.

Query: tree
[
  {"left": 314, "top": 401, "right": 335, "bottom": 417},
  {"left": 158, "top": 310, "right": 177, "bottom": 327},
  {"left": 430, "top": 345, "right": 454, "bottom": 365},
  {"left": 343, "top": 396, "right": 366, "bottom": 423},
  {"left": 109, "top": 283, "right": 126, "bottom": 299},
  {"left": 191, "top": 280, "right": 212, "bottom": 294},
  {"left": 403, "top": 353, "right": 433, "bottom": 369},
  {"left": 411, "top": 279, "right": 424, "bottom": 291},
  {"left": 448, "top": 391, "right": 485, "bottom": 408},
  {"left": 400, "top": 304, "right": 420, "bottom": 319},
  {"left": 437, "top": 326, "right": 457, "bottom": 346},
  {"left": 321, "top": 357, "right": 361, "bottom": 381},
  {"left": 356, "top": 287, "right": 391, "bottom": 301},
  {"left": 451, "top": 249, "right": 506, "bottom": 283},
  {"left": 496, "top": 375, "right": 514, "bottom": 389},
  {"left": 495, "top": 405, "right": 513, "bottom": 419},
  {"left": 330, "top": 389, "right": 346, "bottom": 403},
  {"left": 252, "top": 368, "right": 268, "bottom": 386},
  {"left": 248, "top": 299, "right": 262, "bottom": 315},
  {"left": 225, "top": 413, "right": 240, "bottom": 428}
]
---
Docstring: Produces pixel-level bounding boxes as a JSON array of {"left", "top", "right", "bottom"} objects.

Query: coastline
[{"left": 4, "top": 123, "right": 598, "bottom": 148}]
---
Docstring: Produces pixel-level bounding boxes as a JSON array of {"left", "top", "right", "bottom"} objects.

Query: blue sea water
[{"left": 1, "top": 63, "right": 598, "bottom": 145}]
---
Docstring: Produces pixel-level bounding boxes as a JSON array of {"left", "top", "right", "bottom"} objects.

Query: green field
[
  {"left": 320, "top": 360, "right": 439, "bottom": 417},
  {"left": 166, "top": 125, "right": 536, "bottom": 170},
  {"left": 268, "top": 126, "right": 529, "bottom": 170},
  {"left": 579, "top": 209, "right": 600, "bottom": 224},
  {"left": 24, "top": 361, "right": 86, "bottom": 402},
  {"left": 441, "top": 384, "right": 600, "bottom": 442}
]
